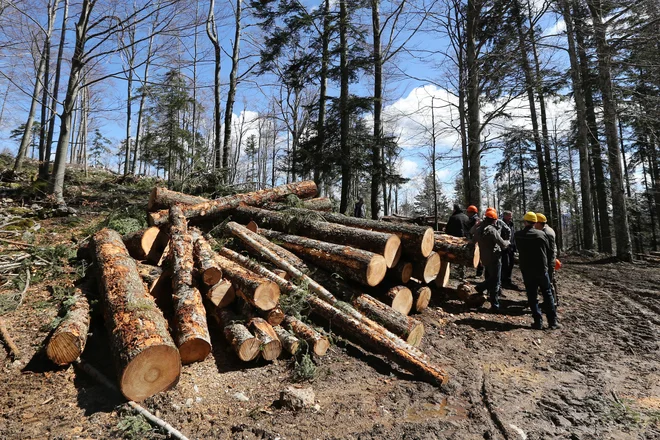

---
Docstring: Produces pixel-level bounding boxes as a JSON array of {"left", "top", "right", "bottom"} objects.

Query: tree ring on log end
[
  {"left": 383, "top": 235, "right": 402, "bottom": 268},
  {"left": 420, "top": 228, "right": 435, "bottom": 257},
  {"left": 120, "top": 345, "right": 181, "bottom": 402},
  {"left": 434, "top": 261, "right": 450, "bottom": 288},
  {"left": 179, "top": 338, "right": 212, "bottom": 365},
  {"left": 407, "top": 322, "right": 424, "bottom": 347},
  {"left": 421, "top": 252, "right": 441, "bottom": 283},
  {"left": 253, "top": 281, "right": 281, "bottom": 310},
  {"left": 314, "top": 338, "right": 330, "bottom": 356},
  {"left": 46, "top": 333, "right": 82, "bottom": 365},
  {"left": 366, "top": 255, "right": 387, "bottom": 286},
  {"left": 400, "top": 262, "right": 413, "bottom": 284},
  {"left": 239, "top": 338, "right": 261, "bottom": 361},
  {"left": 472, "top": 244, "right": 480, "bottom": 268},
  {"left": 390, "top": 287, "right": 413, "bottom": 315},
  {"left": 414, "top": 286, "right": 431, "bottom": 312}
]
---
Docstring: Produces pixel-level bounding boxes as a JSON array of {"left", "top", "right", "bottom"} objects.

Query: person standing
[
  {"left": 446, "top": 204, "right": 470, "bottom": 279},
  {"left": 466, "top": 205, "right": 483, "bottom": 277},
  {"left": 471, "top": 209, "right": 510, "bottom": 310},
  {"left": 353, "top": 197, "right": 366, "bottom": 218},
  {"left": 534, "top": 213, "right": 556, "bottom": 283},
  {"left": 500, "top": 210, "right": 519, "bottom": 290},
  {"left": 515, "top": 212, "right": 561, "bottom": 330}
]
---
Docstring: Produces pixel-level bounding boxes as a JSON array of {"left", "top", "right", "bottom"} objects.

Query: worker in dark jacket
[
  {"left": 466, "top": 205, "right": 483, "bottom": 277},
  {"left": 500, "top": 210, "right": 519, "bottom": 290},
  {"left": 446, "top": 204, "right": 470, "bottom": 237},
  {"left": 471, "top": 209, "right": 510, "bottom": 310},
  {"left": 515, "top": 212, "right": 561, "bottom": 330},
  {"left": 534, "top": 213, "right": 556, "bottom": 282}
]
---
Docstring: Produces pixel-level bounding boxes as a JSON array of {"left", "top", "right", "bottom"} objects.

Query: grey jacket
[
  {"left": 542, "top": 225, "right": 557, "bottom": 270},
  {"left": 472, "top": 221, "right": 510, "bottom": 266}
]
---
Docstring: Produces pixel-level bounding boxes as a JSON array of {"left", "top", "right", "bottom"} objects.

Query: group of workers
[{"left": 446, "top": 205, "right": 561, "bottom": 330}]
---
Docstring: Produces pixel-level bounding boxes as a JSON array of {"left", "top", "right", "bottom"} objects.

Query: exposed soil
[{"left": 1, "top": 168, "right": 659, "bottom": 440}]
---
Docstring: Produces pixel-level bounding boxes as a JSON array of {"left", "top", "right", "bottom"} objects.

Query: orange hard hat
[
  {"left": 467, "top": 205, "right": 478, "bottom": 213},
  {"left": 485, "top": 209, "right": 498, "bottom": 220},
  {"left": 555, "top": 259, "right": 562, "bottom": 270}
]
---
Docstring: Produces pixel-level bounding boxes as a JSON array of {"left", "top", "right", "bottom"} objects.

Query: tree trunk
[
  {"left": 585, "top": 0, "right": 632, "bottom": 261},
  {"left": 406, "top": 279, "right": 432, "bottom": 312},
  {"left": 219, "top": 227, "right": 449, "bottom": 385},
  {"left": 213, "top": 308, "right": 261, "bottom": 361},
  {"left": 283, "top": 315, "right": 329, "bottom": 356},
  {"left": 93, "top": 228, "right": 180, "bottom": 402},
  {"left": 370, "top": 0, "right": 383, "bottom": 219},
  {"left": 353, "top": 294, "right": 424, "bottom": 346},
  {"left": 380, "top": 285, "right": 413, "bottom": 315},
  {"left": 148, "top": 187, "right": 208, "bottom": 211},
  {"left": 388, "top": 260, "right": 413, "bottom": 284},
  {"left": 168, "top": 206, "right": 212, "bottom": 364},
  {"left": 248, "top": 317, "right": 281, "bottom": 361},
  {"left": 433, "top": 233, "right": 480, "bottom": 267},
  {"left": 191, "top": 231, "right": 223, "bottom": 286},
  {"left": 465, "top": 0, "right": 482, "bottom": 209},
  {"left": 259, "top": 229, "right": 387, "bottom": 287},
  {"left": 258, "top": 305, "right": 285, "bottom": 327},
  {"left": 261, "top": 197, "right": 333, "bottom": 212},
  {"left": 222, "top": 0, "right": 242, "bottom": 178},
  {"left": 214, "top": 253, "right": 280, "bottom": 311},
  {"left": 411, "top": 251, "right": 441, "bottom": 284},
  {"left": 46, "top": 288, "right": 90, "bottom": 365},
  {"left": 206, "top": 0, "right": 222, "bottom": 170},
  {"left": 273, "top": 326, "right": 300, "bottom": 355},
  {"left": 148, "top": 180, "right": 317, "bottom": 226},
  {"left": 314, "top": 0, "right": 331, "bottom": 186},
  {"left": 339, "top": 0, "right": 351, "bottom": 214},
  {"left": 132, "top": 22, "right": 156, "bottom": 174},
  {"left": 202, "top": 278, "right": 234, "bottom": 308},
  {"left": 560, "top": 0, "right": 595, "bottom": 249},
  {"left": 234, "top": 206, "right": 401, "bottom": 268}
]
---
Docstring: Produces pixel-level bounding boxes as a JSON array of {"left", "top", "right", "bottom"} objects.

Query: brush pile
[{"left": 53, "top": 180, "right": 481, "bottom": 402}]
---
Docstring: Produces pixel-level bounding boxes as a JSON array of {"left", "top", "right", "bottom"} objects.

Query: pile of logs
[{"left": 47, "top": 180, "right": 482, "bottom": 402}]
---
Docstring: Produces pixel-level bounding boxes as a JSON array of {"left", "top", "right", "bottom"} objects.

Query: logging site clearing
[{"left": 0, "top": 164, "right": 659, "bottom": 440}]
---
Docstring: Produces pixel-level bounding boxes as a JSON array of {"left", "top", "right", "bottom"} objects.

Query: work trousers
[
  {"left": 501, "top": 248, "right": 515, "bottom": 284},
  {"left": 523, "top": 272, "right": 557, "bottom": 324},
  {"left": 476, "top": 258, "right": 501, "bottom": 308}
]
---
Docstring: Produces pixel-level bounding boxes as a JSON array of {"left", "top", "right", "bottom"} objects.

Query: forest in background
[{"left": 0, "top": 0, "right": 658, "bottom": 261}]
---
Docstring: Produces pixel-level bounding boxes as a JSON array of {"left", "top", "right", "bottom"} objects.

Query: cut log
[
  {"left": 382, "top": 213, "right": 447, "bottom": 230},
  {"left": 136, "top": 261, "right": 163, "bottom": 288},
  {"left": 191, "top": 231, "right": 223, "bottom": 285},
  {"left": 214, "top": 308, "right": 261, "bottom": 361},
  {"left": 411, "top": 251, "right": 441, "bottom": 284},
  {"left": 407, "top": 279, "right": 432, "bottom": 313},
  {"left": 383, "top": 285, "right": 413, "bottom": 315},
  {"left": 168, "top": 206, "right": 212, "bottom": 365},
  {"left": 262, "top": 197, "right": 333, "bottom": 212},
  {"left": 353, "top": 294, "right": 424, "bottom": 347},
  {"left": 124, "top": 227, "right": 165, "bottom": 261},
  {"left": 259, "top": 229, "right": 387, "bottom": 287},
  {"left": 217, "top": 232, "right": 448, "bottom": 385},
  {"left": 92, "top": 228, "right": 180, "bottom": 402},
  {"left": 259, "top": 305, "right": 285, "bottom": 326},
  {"left": 434, "top": 260, "right": 450, "bottom": 287},
  {"left": 214, "top": 253, "right": 280, "bottom": 311},
  {"left": 148, "top": 180, "right": 318, "bottom": 226},
  {"left": 433, "top": 233, "right": 480, "bottom": 268},
  {"left": 235, "top": 206, "right": 401, "bottom": 268},
  {"left": 273, "top": 326, "right": 300, "bottom": 354},
  {"left": 272, "top": 269, "right": 290, "bottom": 281},
  {"left": 284, "top": 315, "right": 330, "bottom": 356},
  {"left": 202, "top": 279, "right": 235, "bottom": 308},
  {"left": 248, "top": 317, "right": 282, "bottom": 361},
  {"left": 46, "top": 289, "right": 91, "bottom": 366},
  {"left": 433, "top": 283, "right": 475, "bottom": 302},
  {"left": 148, "top": 187, "right": 208, "bottom": 211},
  {"left": 296, "top": 210, "right": 434, "bottom": 259},
  {"left": 388, "top": 260, "right": 413, "bottom": 284}
]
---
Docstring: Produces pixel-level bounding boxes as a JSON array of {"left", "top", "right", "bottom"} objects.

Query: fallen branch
[{"left": 0, "top": 317, "right": 20, "bottom": 360}]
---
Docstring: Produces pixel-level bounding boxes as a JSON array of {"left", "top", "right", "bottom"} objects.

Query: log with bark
[
  {"left": 411, "top": 251, "right": 442, "bottom": 283},
  {"left": 382, "top": 213, "right": 447, "bottom": 230},
  {"left": 191, "top": 230, "right": 223, "bottom": 285},
  {"left": 302, "top": 210, "right": 435, "bottom": 259},
  {"left": 148, "top": 180, "right": 318, "bottom": 226},
  {"left": 168, "top": 206, "right": 212, "bottom": 365},
  {"left": 284, "top": 315, "right": 330, "bottom": 356},
  {"left": 381, "top": 285, "right": 413, "bottom": 315},
  {"left": 407, "top": 279, "right": 432, "bottom": 313},
  {"left": 46, "top": 287, "right": 91, "bottom": 366},
  {"left": 261, "top": 197, "right": 333, "bottom": 212},
  {"left": 218, "top": 230, "right": 448, "bottom": 385},
  {"left": 148, "top": 187, "right": 209, "bottom": 211},
  {"left": 213, "top": 253, "right": 280, "bottom": 311},
  {"left": 434, "top": 261, "right": 451, "bottom": 288},
  {"left": 273, "top": 326, "right": 300, "bottom": 354},
  {"left": 214, "top": 308, "right": 261, "bottom": 361},
  {"left": 124, "top": 227, "right": 168, "bottom": 262},
  {"left": 259, "top": 229, "right": 387, "bottom": 287},
  {"left": 433, "top": 233, "right": 480, "bottom": 268},
  {"left": 92, "top": 228, "right": 180, "bottom": 402},
  {"left": 259, "top": 305, "right": 285, "bottom": 326},
  {"left": 202, "top": 279, "right": 235, "bottom": 308},
  {"left": 234, "top": 206, "right": 401, "bottom": 268},
  {"left": 388, "top": 260, "right": 413, "bottom": 284},
  {"left": 353, "top": 294, "right": 424, "bottom": 347},
  {"left": 248, "top": 317, "right": 282, "bottom": 361}
]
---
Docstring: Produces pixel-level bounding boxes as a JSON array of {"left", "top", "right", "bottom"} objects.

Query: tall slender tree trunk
[
  {"left": 42, "top": 0, "right": 68, "bottom": 180},
  {"left": 315, "top": 0, "right": 330, "bottom": 187},
  {"left": 465, "top": 0, "right": 481, "bottom": 209},
  {"left": 431, "top": 97, "right": 438, "bottom": 230},
  {"left": 38, "top": 27, "right": 52, "bottom": 171},
  {"left": 222, "top": 0, "right": 242, "bottom": 181},
  {"left": 560, "top": 0, "right": 594, "bottom": 249},
  {"left": 123, "top": 58, "right": 134, "bottom": 175},
  {"left": 589, "top": 156, "right": 602, "bottom": 249},
  {"left": 339, "top": 0, "right": 351, "bottom": 214},
  {"left": 132, "top": 27, "right": 156, "bottom": 175},
  {"left": 206, "top": 0, "right": 222, "bottom": 171},
  {"left": 370, "top": 0, "right": 383, "bottom": 219},
  {"left": 586, "top": 0, "right": 632, "bottom": 261}
]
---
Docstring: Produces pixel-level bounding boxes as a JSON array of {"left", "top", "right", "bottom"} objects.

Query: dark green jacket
[{"left": 514, "top": 226, "right": 550, "bottom": 278}]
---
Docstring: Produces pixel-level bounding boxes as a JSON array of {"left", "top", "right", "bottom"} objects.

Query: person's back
[
  {"left": 515, "top": 226, "right": 550, "bottom": 279},
  {"left": 446, "top": 206, "right": 469, "bottom": 237},
  {"left": 543, "top": 225, "right": 557, "bottom": 263},
  {"left": 353, "top": 198, "right": 365, "bottom": 218},
  {"left": 475, "top": 221, "right": 508, "bottom": 266}
]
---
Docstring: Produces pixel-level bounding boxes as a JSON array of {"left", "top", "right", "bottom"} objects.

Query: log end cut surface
[
  {"left": 414, "top": 286, "right": 432, "bottom": 312},
  {"left": 434, "top": 261, "right": 450, "bottom": 288},
  {"left": 313, "top": 338, "right": 330, "bottom": 356},
  {"left": 202, "top": 267, "right": 223, "bottom": 286},
  {"left": 421, "top": 228, "right": 435, "bottom": 257},
  {"left": 420, "top": 252, "right": 441, "bottom": 283},
  {"left": 390, "top": 287, "right": 413, "bottom": 315},
  {"left": 383, "top": 235, "right": 402, "bottom": 268},
  {"left": 366, "top": 255, "right": 388, "bottom": 287},
  {"left": 179, "top": 338, "right": 212, "bottom": 365},
  {"left": 253, "top": 281, "right": 281, "bottom": 310},
  {"left": 407, "top": 322, "right": 425, "bottom": 347},
  {"left": 46, "top": 333, "right": 82, "bottom": 366},
  {"left": 472, "top": 243, "right": 480, "bottom": 268},
  {"left": 120, "top": 344, "right": 181, "bottom": 402}
]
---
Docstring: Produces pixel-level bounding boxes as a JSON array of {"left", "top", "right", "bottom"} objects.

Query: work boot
[
  {"left": 548, "top": 321, "right": 563, "bottom": 330},
  {"left": 531, "top": 320, "right": 543, "bottom": 330}
]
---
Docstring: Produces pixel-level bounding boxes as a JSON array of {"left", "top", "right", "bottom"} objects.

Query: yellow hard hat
[
  {"left": 536, "top": 213, "right": 547, "bottom": 223},
  {"left": 523, "top": 211, "right": 537, "bottom": 222}
]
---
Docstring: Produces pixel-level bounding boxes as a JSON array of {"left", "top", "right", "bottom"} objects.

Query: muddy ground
[{"left": 1, "top": 167, "right": 659, "bottom": 440}]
